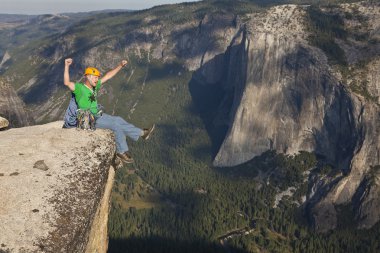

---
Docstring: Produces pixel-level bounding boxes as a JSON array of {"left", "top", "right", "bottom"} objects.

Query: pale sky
[{"left": 1, "top": 0, "right": 201, "bottom": 15}]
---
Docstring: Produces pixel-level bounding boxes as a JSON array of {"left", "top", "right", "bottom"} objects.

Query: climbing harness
[
  {"left": 63, "top": 76, "right": 102, "bottom": 130},
  {"left": 76, "top": 109, "right": 96, "bottom": 131}
]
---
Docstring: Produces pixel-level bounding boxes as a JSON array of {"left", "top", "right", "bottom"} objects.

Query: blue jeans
[{"left": 95, "top": 113, "right": 142, "bottom": 153}]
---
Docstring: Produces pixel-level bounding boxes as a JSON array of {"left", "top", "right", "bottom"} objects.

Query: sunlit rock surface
[
  {"left": 0, "top": 116, "right": 9, "bottom": 129},
  {"left": 0, "top": 121, "right": 115, "bottom": 252}
]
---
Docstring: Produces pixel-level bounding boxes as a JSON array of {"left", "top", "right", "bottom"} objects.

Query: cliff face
[
  {"left": 0, "top": 116, "right": 9, "bottom": 129},
  {"left": 208, "top": 3, "right": 380, "bottom": 231},
  {"left": 213, "top": 4, "right": 365, "bottom": 166},
  {"left": 0, "top": 121, "right": 116, "bottom": 252}
]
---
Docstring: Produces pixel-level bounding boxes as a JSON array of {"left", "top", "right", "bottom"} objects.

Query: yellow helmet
[{"left": 84, "top": 67, "right": 100, "bottom": 77}]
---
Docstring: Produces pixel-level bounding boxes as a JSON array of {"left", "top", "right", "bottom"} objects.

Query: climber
[{"left": 63, "top": 58, "right": 155, "bottom": 164}]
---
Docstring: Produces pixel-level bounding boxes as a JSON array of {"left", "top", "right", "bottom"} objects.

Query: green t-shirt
[{"left": 73, "top": 80, "right": 101, "bottom": 114}]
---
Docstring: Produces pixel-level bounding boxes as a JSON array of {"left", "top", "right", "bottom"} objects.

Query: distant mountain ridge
[
  {"left": 0, "top": 10, "right": 132, "bottom": 19},
  {"left": 0, "top": 14, "right": 33, "bottom": 23}
]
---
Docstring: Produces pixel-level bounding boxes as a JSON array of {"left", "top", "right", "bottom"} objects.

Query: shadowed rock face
[
  {"left": 0, "top": 121, "right": 116, "bottom": 252},
  {"left": 313, "top": 101, "right": 380, "bottom": 232},
  {"left": 0, "top": 116, "right": 9, "bottom": 129}
]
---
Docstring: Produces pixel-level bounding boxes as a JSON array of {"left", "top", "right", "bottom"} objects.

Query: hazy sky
[{"left": 1, "top": 0, "right": 201, "bottom": 15}]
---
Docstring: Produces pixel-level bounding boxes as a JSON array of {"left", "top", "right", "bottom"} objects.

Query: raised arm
[
  {"left": 101, "top": 60, "right": 128, "bottom": 84},
  {"left": 64, "top": 58, "right": 75, "bottom": 91}
]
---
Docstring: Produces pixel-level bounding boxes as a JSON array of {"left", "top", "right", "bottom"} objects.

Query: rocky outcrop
[
  {"left": 0, "top": 121, "right": 116, "bottom": 252},
  {"left": 0, "top": 116, "right": 9, "bottom": 129}
]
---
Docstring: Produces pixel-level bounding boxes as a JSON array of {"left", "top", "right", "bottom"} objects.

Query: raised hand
[
  {"left": 120, "top": 60, "right": 128, "bottom": 67},
  {"left": 65, "top": 58, "right": 73, "bottom": 66}
]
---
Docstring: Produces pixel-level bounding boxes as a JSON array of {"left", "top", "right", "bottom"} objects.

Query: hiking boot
[
  {"left": 141, "top": 124, "right": 155, "bottom": 140},
  {"left": 113, "top": 155, "right": 122, "bottom": 169},
  {"left": 116, "top": 152, "right": 134, "bottom": 164}
]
